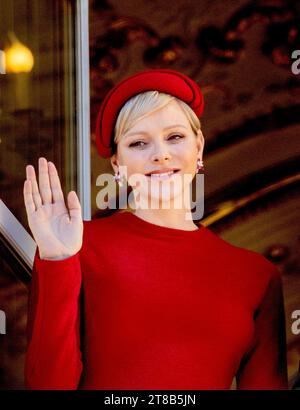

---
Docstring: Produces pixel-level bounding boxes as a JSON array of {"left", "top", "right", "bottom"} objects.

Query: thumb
[{"left": 67, "top": 191, "right": 82, "bottom": 221}]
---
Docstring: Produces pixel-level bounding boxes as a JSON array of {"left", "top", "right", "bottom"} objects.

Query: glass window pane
[{"left": 0, "top": 0, "right": 77, "bottom": 231}]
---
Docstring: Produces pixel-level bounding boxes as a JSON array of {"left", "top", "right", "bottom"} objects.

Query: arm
[
  {"left": 24, "top": 248, "right": 83, "bottom": 390},
  {"left": 236, "top": 264, "right": 288, "bottom": 390}
]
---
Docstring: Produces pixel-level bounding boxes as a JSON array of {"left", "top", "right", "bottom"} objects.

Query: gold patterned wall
[{"left": 89, "top": 0, "right": 300, "bottom": 388}]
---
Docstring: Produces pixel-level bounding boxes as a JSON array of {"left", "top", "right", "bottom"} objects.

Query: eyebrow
[{"left": 124, "top": 124, "right": 189, "bottom": 138}]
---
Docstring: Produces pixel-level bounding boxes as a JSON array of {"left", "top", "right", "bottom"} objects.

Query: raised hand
[{"left": 23, "top": 157, "right": 83, "bottom": 260}]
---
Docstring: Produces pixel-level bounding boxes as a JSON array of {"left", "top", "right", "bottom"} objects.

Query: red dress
[{"left": 24, "top": 211, "right": 288, "bottom": 389}]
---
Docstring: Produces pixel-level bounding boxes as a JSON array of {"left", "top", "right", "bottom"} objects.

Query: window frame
[{"left": 75, "top": 0, "right": 91, "bottom": 222}]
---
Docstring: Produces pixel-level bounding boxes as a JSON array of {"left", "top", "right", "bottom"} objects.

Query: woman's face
[{"left": 111, "top": 99, "right": 205, "bottom": 209}]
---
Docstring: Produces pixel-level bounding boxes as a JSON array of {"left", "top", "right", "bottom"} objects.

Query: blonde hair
[{"left": 112, "top": 91, "right": 201, "bottom": 153}]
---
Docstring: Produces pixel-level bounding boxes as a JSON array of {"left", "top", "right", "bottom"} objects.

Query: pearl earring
[
  {"left": 114, "top": 169, "right": 125, "bottom": 187},
  {"left": 197, "top": 159, "right": 204, "bottom": 173}
]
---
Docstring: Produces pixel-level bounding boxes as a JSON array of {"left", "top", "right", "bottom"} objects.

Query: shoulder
[
  {"left": 81, "top": 211, "right": 128, "bottom": 252},
  {"left": 83, "top": 210, "right": 124, "bottom": 234},
  {"left": 203, "top": 226, "right": 280, "bottom": 293},
  {"left": 78, "top": 212, "right": 124, "bottom": 263}
]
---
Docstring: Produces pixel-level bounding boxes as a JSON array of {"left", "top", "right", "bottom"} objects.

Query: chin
[
  {"left": 147, "top": 187, "right": 186, "bottom": 208},
  {"left": 131, "top": 173, "right": 191, "bottom": 209}
]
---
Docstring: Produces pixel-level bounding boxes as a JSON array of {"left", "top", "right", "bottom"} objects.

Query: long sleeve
[
  {"left": 236, "top": 264, "right": 288, "bottom": 390},
  {"left": 24, "top": 248, "right": 83, "bottom": 390}
]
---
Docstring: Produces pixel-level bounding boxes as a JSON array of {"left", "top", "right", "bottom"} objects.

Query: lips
[
  {"left": 144, "top": 169, "right": 180, "bottom": 182},
  {"left": 145, "top": 169, "right": 180, "bottom": 177}
]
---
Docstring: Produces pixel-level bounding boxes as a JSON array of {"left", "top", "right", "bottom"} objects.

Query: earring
[
  {"left": 197, "top": 158, "right": 204, "bottom": 173},
  {"left": 114, "top": 169, "right": 125, "bottom": 187}
]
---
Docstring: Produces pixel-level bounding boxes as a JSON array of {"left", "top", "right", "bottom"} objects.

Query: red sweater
[{"left": 24, "top": 211, "right": 288, "bottom": 390}]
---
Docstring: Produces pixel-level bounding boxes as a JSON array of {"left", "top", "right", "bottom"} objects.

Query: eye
[
  {"left": 128, "top": 134, "right": 184, "bottom": 148},
  {"left": 129, "top": 140, "right": 147, "bottom": 148},
  {"left": 168, "top": 134, "right": 184, "bottom": 141}
]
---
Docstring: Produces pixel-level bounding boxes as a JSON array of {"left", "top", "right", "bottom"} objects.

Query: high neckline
[{"left": 117, "top": 210, "right": 206, "bottom": 238}]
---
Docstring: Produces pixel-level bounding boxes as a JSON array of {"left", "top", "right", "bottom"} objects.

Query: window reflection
[{"left": 0, "top": 0, "right": 77, "bottom": 231}]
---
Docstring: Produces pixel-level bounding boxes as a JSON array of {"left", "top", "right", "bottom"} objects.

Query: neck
[{"left": 132, "top": 207, "right": 199, "bottom": 231}]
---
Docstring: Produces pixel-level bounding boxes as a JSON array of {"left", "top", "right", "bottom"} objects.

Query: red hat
[{"left": 95, "top": 68, "right": 205, "bottom": 158}]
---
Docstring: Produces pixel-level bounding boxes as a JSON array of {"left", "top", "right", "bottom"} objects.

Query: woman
[{"left": 23, "top": 69, "right": 288, "bottom": 390}]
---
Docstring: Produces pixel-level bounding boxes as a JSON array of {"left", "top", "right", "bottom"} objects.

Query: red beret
[{"left": 95, "top": 68, "right": 205, "bottom": 158}]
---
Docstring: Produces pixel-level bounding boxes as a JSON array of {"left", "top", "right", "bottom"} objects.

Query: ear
[
  {"left": 196, "top": 129, "right": 205, "bottom": 160},
  {"left": 110, "top": 154, "right": 119, "bottom": 174}
]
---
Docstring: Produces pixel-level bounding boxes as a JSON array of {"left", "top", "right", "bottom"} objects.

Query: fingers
[
  {"left": 25, "top": 158, "right": 65, "bottom": 213},
  {"left": 38, "top": 157, "right": 52, "bottom": 205},
  {"left": 48, "top": 161, "right": 65, "bottom": 204},
  {"left": 23, "top": 179, "right": 35, "bottom": 215},
  {"left": 67, "top": 191, "right": 82, "bottom": 221},
  {"left": 25, "top": 165, "right": 42, "bottom": 210}
]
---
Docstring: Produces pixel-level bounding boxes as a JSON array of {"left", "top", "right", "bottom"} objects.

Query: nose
[{"left": 151, "top": 141, "right": 172, "bottom": 163}]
